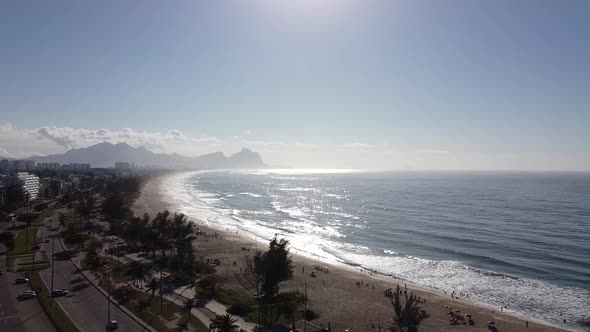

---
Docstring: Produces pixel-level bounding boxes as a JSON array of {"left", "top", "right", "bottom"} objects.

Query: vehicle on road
[
  {"left": 51, "top": 288, "right": 69, "bottom": 297},
  {"left": 17, "top": 290, "right": 36, "bottom": 300},
  {"left": 15, "top": 277, "right": 29, "bottom": 284},
  {"left": 107, "top": 320, "right": 118, "bottom": 330}
]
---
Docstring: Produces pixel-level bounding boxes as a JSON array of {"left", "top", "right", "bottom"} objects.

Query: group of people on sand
[
  {"left": 449, "top": 290, "right": 469, "bottom": 299},
  {"left": 446, "top": 307, "right": 475, "bottom": 326},
  {"left": 355, "top": 280, "right": 375, "bottom": 289}
]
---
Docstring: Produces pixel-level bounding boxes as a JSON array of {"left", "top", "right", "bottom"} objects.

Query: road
[
  {"left": 0, "top": 256, "right": 27, "bottom": 332},
  {"left": 0, "top": 224, "right": 56, "bottom": 332},
  {"left": 36, "top": 214, "right": 149, "bottom": 332}
]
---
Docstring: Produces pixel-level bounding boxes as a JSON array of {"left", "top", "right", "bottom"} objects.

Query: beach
[{"left": 132, "top": 174, "right": 573, "bottom": 332}]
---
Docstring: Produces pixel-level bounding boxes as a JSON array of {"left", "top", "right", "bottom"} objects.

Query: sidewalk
[{"left": 103, "top": 234, "right": 257, "bottom": 332}]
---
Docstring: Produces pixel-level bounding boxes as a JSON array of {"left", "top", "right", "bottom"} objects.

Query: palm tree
[
  {"left": 126, "top": 260, "right": 149, "bottom": 288},
  {"left": 183, "top": 297, "right": 196, "bottom": 322},
  {"left": 390, "top": 285, "right": 429, "bottom": 332},
  {"left": 146, "top": 277, "right": 159, "bottom": 301},
  {"left": 211, "top": 314, "right": 240, "bottom": 332}
]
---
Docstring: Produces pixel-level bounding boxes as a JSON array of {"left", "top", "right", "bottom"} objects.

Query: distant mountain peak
[{"left": 30, "top": 142, "right": 265, "bottom": 170}]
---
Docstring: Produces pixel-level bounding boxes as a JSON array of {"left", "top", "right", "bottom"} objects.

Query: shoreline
[{"left": 132, "top": 173, "right": 575, "bottom": 332}]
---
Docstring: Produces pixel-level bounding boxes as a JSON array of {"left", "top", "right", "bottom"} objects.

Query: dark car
[
  {"left": 51, "top": 288, "right": 69, "bottom": 297},
  {"left": 15, "top": 277, "right": 29, "bottom": 284},
  {"left": 107, "top": 320, "right": 118, "bottom": 330},
  {"left": 17, "top": 291, "right": 36, "bottom": 300}
]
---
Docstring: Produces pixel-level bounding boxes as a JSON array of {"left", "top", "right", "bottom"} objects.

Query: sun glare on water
[{"left": 259, "top": 168, "right": 365, "bottom": 174}]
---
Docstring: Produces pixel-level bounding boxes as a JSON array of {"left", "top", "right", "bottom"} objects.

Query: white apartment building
[{"left": 17, "top": 172, "right": 40, "bottom": 201}]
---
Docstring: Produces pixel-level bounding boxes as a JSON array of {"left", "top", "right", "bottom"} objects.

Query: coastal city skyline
[{"left": 1, "top": 1, "right": 589, "bottom": 331}]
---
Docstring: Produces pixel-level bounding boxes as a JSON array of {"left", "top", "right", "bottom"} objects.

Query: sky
[{"left": 1, "top": 0, "right": 589, "bottom": 170}]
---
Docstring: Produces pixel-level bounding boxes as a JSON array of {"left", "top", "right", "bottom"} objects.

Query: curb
[{"left": 71, "top": 259, "right": 157, "bottom": 332}]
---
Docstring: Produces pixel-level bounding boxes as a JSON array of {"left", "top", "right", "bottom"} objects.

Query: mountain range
[{"left": 7, "top": 142, "right": 265, "bottom": 169}]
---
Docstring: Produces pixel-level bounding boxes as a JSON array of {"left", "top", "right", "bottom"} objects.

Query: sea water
[{"left": 164, "top": 169, "right": 590, "bottom": 329}]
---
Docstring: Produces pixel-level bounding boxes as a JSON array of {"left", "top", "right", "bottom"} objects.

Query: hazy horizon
[{"left": 2, "top": 1, "right": 589, "bottom": 171}]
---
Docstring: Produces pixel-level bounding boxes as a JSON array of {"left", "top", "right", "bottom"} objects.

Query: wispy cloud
[
  {"left": 342, "top": 142, "right": 375, "bottom": 149},
  {"left": 242, "top": 140, "right": 320, "bottom": 148},
  {"left": 31, "top": 126, "right": 218, "bottom": 152},
  {"left": 416, "top": 149, "right": 449, "bottom": 154}
]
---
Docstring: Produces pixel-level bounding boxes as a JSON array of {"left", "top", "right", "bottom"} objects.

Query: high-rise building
[
  {"left": 115, "top": 162, "right": 132, "bottom": 170},
  {"left": 38, "top": 162, "right": 60, "bottom": 170},
  {"left": 16, "top": 172, "right": 40, "bottom": 201},
  {"left": 0, "top": 185, "right": 6, "bottom": 207},
  {"left": 1, "top": 160, "right": 36, "bottom": 171}
]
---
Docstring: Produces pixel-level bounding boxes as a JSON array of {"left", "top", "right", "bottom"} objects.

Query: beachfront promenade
[{"left": 97, "top": 228, "right": 258, "bottom": 332}]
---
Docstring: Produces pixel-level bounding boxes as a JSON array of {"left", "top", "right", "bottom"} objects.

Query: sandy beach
[{"left": 132, "top": 174, "right": 572, "bottom": 332}]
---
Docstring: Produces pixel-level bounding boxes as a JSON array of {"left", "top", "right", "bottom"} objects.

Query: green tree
[
  {"left": 101, "top": 194, "right": 129, "bottom": 234},
  {"left": 211, "top": 314, "right": 240, "bottom": 332},
  {"left": 277, "top": 291, "right": 307, "bottom": 329},
  {"left": 58, "top": 213, "right": 66, "bottom": 227},
  {"left": 0, "top": 232, "right": 15, "bottom": 251},
  {"left": 76, "top": 194, "right": 95, "bottom": 226},
  {"left": 197, "top": 275, "right": 219, "bottom": 300},
  {"left": 126, "top": 260, "right": 150, "bottom": 288},
  {"left": 390, "top": 285, "right": 429, "bottom": 332},
  {"left": 183, "top": 297, "right": 196, "bottom": 322},
  {"left": 243, "top": 237, "right": 293, "bottom": 331},
  {"left": 146, "top": 277, "right": 159, "bottom": 301},
  {"left": 84, "top": 245, "right": 101, "bottom": 271}
]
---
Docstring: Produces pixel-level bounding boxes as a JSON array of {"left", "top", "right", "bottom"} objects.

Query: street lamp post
[
  {"left": 304, "top": 282, "right": 308, "bottom": 332},
  {"left": 51, "top": 235, "right": 55, "bottom": 291},
  {"left": 116, "top": 240, "right": 120, "bottom": 274},
  {"left": 160, "top": 267, "right": 163, "bottom": 309},
  {"left": 30, "top": 228, "right": 35, "bottom": 274},
  {"left": 107, "top": 267, "right": 111, "bottom": 325}
]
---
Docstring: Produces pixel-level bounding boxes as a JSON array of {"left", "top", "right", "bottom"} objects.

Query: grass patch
[
  {"left": 181, "top": 313, "right": 210, "bottom": 332},
  {"left": 8, "top": 228, "right": 38, "bottom": 256},
  {"left": 15, "top": 262, "right": 50, "bottom": 272},
  {"left": 29, "top": 271, "right": 80, "bottom": 332},
  {"left": 34, "top": 208, "right": 56, "bottom": 223},
  {"left": 64, "top": 211, "right": 80, "bottom": 225},
  {"left": 216, "top": 288, "right": 256, "bottom": 307},
  {"left": 216, "top": 288, "right": 257, "bottom": 317}
]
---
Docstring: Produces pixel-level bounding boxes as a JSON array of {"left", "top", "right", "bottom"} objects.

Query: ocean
[{"left": 164, "top": 169, "right": 590, "bottom": 329}]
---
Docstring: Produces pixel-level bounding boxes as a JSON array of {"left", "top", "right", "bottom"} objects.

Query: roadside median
[{"left": 29, "top": 271, "right": 81, "bottom": 332}]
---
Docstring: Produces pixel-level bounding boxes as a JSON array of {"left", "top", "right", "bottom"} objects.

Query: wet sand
[{"left": 132, "top": 174, "right": 572, "bottom": 332}]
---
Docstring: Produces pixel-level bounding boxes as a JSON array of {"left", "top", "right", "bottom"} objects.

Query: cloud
[
  {"left": 242, "top": 140, "right": 320, "bottom": 148},
  {"left": 0, "top": 147, "right": 13, "bottom": 158},
  {"left": 31, "top": 126, "right": 218, "bottom": 152},
  {"left": 416, "top": 149, "right": 449, "bottom": 154},
  {"left": 342, "top": 142, "right": 374, "bottom": 149},
  {"left": 36, "top": 127, "right": 77, "bottom": 148}
]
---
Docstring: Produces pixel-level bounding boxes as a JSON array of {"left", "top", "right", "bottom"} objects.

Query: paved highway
[
  {"left": 0, "top": 257, "right": 56, "bottom": 332},
  {"left": 37, "top": 214, "right": 149, "bottom": 332}
]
